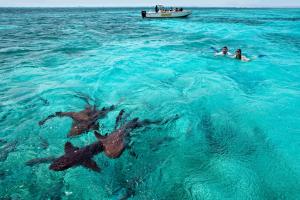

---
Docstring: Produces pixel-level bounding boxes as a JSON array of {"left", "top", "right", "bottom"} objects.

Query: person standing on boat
[{"left": 155, "top": 5, "right": 159, "bottom": 13}]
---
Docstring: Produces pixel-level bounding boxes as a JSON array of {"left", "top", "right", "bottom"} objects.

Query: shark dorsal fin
[
  {"left": 64, "top": 142, "right": 78, "bottom": 154},
  {"left": 94, "top": 131, "right": 106, "bottom": 140},
  {"left": 82, "top": 159, "right": 101, "bottom": 172}
]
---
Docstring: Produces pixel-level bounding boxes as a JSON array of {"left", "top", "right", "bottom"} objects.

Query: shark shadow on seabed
[{"left": 0, "top": 140, "right": 18, "bottom": 162}]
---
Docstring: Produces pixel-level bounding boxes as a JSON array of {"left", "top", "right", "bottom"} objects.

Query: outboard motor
[{"left": 141, "top": 11, "right": 146, "bottom": 18}]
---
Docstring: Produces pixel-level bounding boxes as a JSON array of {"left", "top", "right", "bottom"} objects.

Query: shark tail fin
[{"left": 82, "top": 159, "right": 101, "bottom": 172}]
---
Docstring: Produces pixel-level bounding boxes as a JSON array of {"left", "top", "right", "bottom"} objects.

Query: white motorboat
[{"left": 141, "top": 5, "right": 192, "bottom": 18}]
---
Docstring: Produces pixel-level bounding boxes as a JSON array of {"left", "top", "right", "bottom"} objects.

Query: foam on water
[{"left": 0, "top": 8, "right": 300, "bottom": 199}]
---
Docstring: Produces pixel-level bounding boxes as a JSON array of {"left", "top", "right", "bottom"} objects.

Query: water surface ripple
[{"left": 0, "top": 8, "right": 300, "bottom": 200}]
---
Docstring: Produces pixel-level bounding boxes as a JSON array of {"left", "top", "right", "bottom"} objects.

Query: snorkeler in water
[
  {"left": 232, "top": 49, "right": 250, "bottom": 62},
  {"left": 213, "top": 46, "right": 255, "bottom": 62},
  {"left": 214, "top": 46, "right": 232, "bottom": 56}
]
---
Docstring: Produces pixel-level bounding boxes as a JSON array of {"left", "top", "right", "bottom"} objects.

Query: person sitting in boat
[
  {"left": 215, "top": 46, "right": 232, "bottom": 56},
  {"left": 232, "top": 49, "right": 250, "bottom": 62}
]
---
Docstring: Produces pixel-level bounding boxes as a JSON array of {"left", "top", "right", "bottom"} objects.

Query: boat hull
[{"left": 142, "top": 11, "right": 191, "bottom": 18}]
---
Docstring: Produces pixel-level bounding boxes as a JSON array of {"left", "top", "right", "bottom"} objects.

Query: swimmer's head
[
  {"left": 235, "top": 49, "right": 242, "bottom": 59},
  {"left": 222, "top": 46, "right": 228, "bottom": 54}
]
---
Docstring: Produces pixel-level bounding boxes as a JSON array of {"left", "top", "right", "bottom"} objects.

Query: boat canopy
[
  {"left": 141, "top": 5, "right": 191, "bottom": 18},
  {"left": 154, "top": 5, "right": 184, "bottom": 12}
]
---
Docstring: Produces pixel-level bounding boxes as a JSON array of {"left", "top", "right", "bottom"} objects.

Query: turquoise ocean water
[{"left": 0, "top": 8, "right": 300, "bottom": 199}]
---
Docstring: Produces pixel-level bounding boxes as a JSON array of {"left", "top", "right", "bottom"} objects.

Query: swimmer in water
[
  {"left": 215, "top": 46, "right": 232, "bottom": 56},
  {"left": 232, "top": 49, "right": 250, "bottom": 62}
]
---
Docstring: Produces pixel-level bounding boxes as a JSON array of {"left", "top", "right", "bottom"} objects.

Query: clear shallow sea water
[{"left": 0, "top": 8, "right": 300, "bottom": 199}]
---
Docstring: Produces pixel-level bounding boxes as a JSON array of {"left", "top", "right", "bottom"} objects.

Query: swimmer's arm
[
  {"left": 242, "top": 56, "right": 250, "bottom": 62},
  {"left": 227, "top": 52, "right": 233, "bottom": 56},
  {"left": 214, "top": 52, "right": 223, "bottom": 56}
]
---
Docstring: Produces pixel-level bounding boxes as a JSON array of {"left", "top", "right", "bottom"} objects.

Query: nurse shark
[
  {"left": 49, "top": 111, "right": 179, "bottom": 172},
  {"left": 39, "top": 104, "right": 116, "bottom": 137}
]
